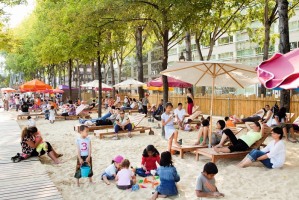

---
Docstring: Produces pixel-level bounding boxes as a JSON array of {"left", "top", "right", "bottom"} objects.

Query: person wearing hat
[
  {"left": 101, "top": 155, "right": 124, "bottom": 185},
  {"left": 237, "top": 126, "right": 285, "bottom": 169}
]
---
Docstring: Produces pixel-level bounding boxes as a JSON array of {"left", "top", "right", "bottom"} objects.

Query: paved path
[{"left": 0, "top": 110, "right": 63, "bottom": 200}]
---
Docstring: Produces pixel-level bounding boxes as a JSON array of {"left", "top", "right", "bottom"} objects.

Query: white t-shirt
[
  {"left": 174, "top": 108, "right": 186, "bottom": 121},
  {"left": 15, "top": 98, "right": 20, "bottom": 105},
  {"left": 116, "top": 114, "right": 130, "bottom": 125},
  {"left": 261, "top": 140, "right": 285, "bottom": 168},
  {"left": 105, "top": 163, "right": 117, "bottom": 176},
  {"left": 76, "top": 137, "right": 90, "bottom": 157},
  {"left": 117, "top": 168, "right": 133, "bottom": 186}
]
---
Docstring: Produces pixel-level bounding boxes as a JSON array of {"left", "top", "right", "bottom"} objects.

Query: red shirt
[{"left": 141, "top": 155, "right": 160, "bottom": 171}]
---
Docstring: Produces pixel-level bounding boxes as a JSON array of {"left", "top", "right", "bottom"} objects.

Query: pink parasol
[
  {"left": 147, "top": 77, "right": 192, "bottom": 88},
  {"left": 256, "top": 48, "right": 299, "bottom": 89}
]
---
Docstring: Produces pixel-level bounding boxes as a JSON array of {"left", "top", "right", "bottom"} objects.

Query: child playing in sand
[
  {"left": 161, "top": 102, "right": 181, "bottom": 152},
  {"left": 27, "top": 116, "right": 36, "bottom": 127},
  {"left": 225, "top": 116, "right": 236, "bottom": 127},
  {"left": 135, "top": 145, "right": 160, "bottom": 177},
  {"left": 116, "top": 159, "right": 136, "bottom": 190},
  {"left": 182, "top": 119, "right": 195, "bottom": 131},
  {"left": 74, "top": 125, "right": 94, "bottom": 186},
  {"left": 195, "top": 162, "right": 224, "bottom": 198},
  {"left": 34, "top": 131, "right": 48, "bottom": 156},
  {"left": 101, "top": 155, "right": 124, "bottom": 185},
  {"left": 49, "top": 106, "right": 55, "bottom": 124},
  {"left": 151, "top": 151, "right": 180, "bottom": 200}
]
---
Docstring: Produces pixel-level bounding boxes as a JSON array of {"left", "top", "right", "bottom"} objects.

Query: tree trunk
[
  {"left": 58, "top": 67, "right": 62, "bottom": 85},
  {"left": 162, "top": 30, "right": 169, "bottom": 106},
  {"left": 195, "top": 37, "right": 204, "bottom": 61},
  {"left": 261, "top": 1, "right": 271, "bottom": 97},
  {"left": 97, "top": 51, "right": 102, "bottom": 117},
  {"left": 136, "top": 26, "right": 145, "bottom": 99},
  {"left": 109, "top": 54, "right": 115, "bottom": 98},
  {"left": 76, "top": 60, "right": 81, "bottom": 99},
  {"left": 68, "top": 59, "right": 73, "bottom": 100},
  {"left": 91, "top": 61, "right": 95, "bottom": 98},
  {"left": 53, "top": 65, "right": 57, "bottom": 88},
  {"left": 111, "top": 54, "right": 116, "bottom": 98},
  {"left": 278, "top": 0, "right": 291, "bottom": 111},
  {"left": 118, "top": 63, "right": 122, "bottom": 83},
  {"left": 185, "top": 31, "right": 192, "bottom": 61}
]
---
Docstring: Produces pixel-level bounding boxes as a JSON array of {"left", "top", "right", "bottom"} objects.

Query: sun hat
[{"left": 114, "top": 155, "right": 124, "bottom": 163}]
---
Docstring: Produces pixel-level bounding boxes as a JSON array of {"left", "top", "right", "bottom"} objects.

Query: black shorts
[
  {"left": 31, "top": 142, "right": 53, "bottom": 156},
  {"left": 228, "top": 139, "right": 249, "bottom": 152}
]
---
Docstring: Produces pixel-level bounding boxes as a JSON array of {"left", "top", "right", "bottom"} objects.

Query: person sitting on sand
[
  {"left": 101, "top": 155, "right": 124, "bottom": 185},
  {"left": 194, "top": 119, "right": 210, "bottom": 146},
  {"left": 20, "top": 126, "right": 62, "bottom": 164},
  {"left": 238, "top": 127, "right": 285, "bottom": 169},
  {"left": 161, "top": 102, "right": 181, "bottom": 152},
  {"left": 151, "top": 151, "right": 180, "bottom": 200},
  {"left": 196, "top": 162, "right": 224, "bottom": 198},
  {"left": 213, "top": 121, "right": 263, "bottom": 153},
  {"left": 27, "top": 116, "right": 36, "bottom": 127},
  {"left": 74, "top": 125, "right": 94, "bottom": 186},
  {"left": 182, "top": 119, "right": 195, "bottom": 131},
  {"left": 113, "top": 110, "right": 133, "bottom": 139},
  {"left": 116, "top": 159, "right": 136, "bottom": 190},
  {"left": 135, "top": 145, "right": 160, "bottom": 177}
]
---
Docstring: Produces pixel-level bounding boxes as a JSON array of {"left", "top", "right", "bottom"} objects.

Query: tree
[{"left": 278, "top": 0, "right": 291, "bottom": 111}]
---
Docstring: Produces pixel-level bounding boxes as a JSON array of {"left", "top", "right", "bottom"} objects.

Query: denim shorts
[{"left": 101, "top": 172, "right": 115, "bottom": 180}]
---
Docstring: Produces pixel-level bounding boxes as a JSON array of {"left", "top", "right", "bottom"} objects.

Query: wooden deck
[{"left": 0, "top": 111, "right": 63, "bottom": 200}]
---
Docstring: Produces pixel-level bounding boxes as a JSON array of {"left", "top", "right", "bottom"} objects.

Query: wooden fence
[{"left": 131, "top": 93, "right": 299, "bottom": 118}]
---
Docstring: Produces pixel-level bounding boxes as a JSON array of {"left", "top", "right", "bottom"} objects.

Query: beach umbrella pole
[{"left": 209, "top": 66, "right": 216, "bottom": 148}]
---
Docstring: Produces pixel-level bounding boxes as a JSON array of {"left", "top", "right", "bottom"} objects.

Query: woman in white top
[{"left": 238, "top": 126, "right": 286, "bottom": 169}]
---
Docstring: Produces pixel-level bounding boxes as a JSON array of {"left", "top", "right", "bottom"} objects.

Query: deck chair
[
  {"left": 17, "top": 112, "right": 45, "bottom": 120},
  {"left": 195, "top": 126, "right": 270, "bottom": 163},
  {"left": 94, "top": 113, "right": 154, "bottom": 139},
  {"left": 184, "top": 111, "right": 203, "bottom": 123},
  {"left": 171, "top": 127, "right": 243, "bottom": 159},
  {"left": 57, "top": 104, "right": 90, "bottom": 120}
]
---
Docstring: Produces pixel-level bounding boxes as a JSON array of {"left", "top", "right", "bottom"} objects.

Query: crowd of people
[{"left": 6, "top": 88, "right": 297, "bottom": 199}]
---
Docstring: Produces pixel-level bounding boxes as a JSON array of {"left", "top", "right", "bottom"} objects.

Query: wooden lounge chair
[
  {"left": 17, "top": 112, "right": 45, "bottom": 120},
  {"left": 56, "top": 114, "right": 91, "bottom": 120},
  {"left": 94, "top": 113, "right": 154, "bottom": 139},
  {"left": 195, "top": 126, "right": 271, "bottom": 163},
  {"left": 171, "top": 127, "right": 243, "bottom": 159},
  {"left": 184, "top": 111, "right": 203, "bottom": 123}
]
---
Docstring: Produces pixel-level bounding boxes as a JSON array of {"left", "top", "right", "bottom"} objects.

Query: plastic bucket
[{"left": 80, "top": 166, "right": 90, "bottom": 178}]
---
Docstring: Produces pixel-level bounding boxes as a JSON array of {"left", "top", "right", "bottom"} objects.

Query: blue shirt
[{"left": 156, "top": 166, "right": 180, "bottom": 196}]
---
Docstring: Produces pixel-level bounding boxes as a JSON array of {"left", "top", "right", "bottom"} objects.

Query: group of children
[{"left": 75, "top": 124, "right": 224, "bottom": 199}]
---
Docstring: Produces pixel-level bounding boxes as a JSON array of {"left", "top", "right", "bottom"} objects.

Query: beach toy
[
  {"left": 132, "top": 184, "right": 140, "bottom": 191},
  {"left": 155, "top": 176, "right": 159, "bottom": 180},
  {"left": 80, "top": 165, "right": 91, "bottom": 178},
  {"left": 144, "top": 177, "right": 151, "bottom": 184},
  {"left": 138, "top": 179, "right": 144, "bottom": 183},
  {"left": 139, "top": 184, "right": 147, "bottom": 188}
]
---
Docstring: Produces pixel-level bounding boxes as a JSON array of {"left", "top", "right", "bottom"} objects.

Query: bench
[{"left": 17, "top": 113, "right": 44, "bottom": 120}]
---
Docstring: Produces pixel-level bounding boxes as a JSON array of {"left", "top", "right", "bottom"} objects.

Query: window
[
  {"left": 236, "top": 49, "right": 255, "bottom": 57},
  {"left": 290, "top": 41, "right": 299, "bottom": 50},
  {"left": 218, "top": 36, "right": 234, "bottom": 45},
  {"left": 218, "top": 52, "right": 233, "bottom": 60},
  {"left": 236, "top": 32, "right": 249, "bottom": 42},
  {"left": 289, "top": 21, "right": 299, "bottom": 31}
]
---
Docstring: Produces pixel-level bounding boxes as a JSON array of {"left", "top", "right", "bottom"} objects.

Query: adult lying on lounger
[
  {"left": 213, "top": 121, "right": 263, "bottom": 153},
  {"left": 241, "top": 105, "right": 271, "bottom": 122},
  {"left": 79, "top": 106, "right": 118, "bottom": 125}
]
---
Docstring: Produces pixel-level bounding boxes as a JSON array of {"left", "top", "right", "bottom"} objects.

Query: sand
[{"left": 15, "top": 112, "right": 299, "bottom": 200}]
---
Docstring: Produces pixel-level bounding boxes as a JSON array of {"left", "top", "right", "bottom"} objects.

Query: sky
[{"left": 4, "top": 0, "right": 36, "bottom": 28}]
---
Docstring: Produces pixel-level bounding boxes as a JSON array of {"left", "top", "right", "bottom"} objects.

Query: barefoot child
[
  {"left": 161, "top": 102, "right": 181, "bottom": 152},
  {"left": 135, "top": 145, "right": 160, "bottom": 177},
  {"left": 49, "top": 106, "right": 55, "bottom": 124},
  {"left": 101, "top": 155, "right": 124, "bottom": 185},
  {"left": 195, "top": 162, "right": 224, "bottom": 198},
  {"left": 151, "top": 151, "right": 180, "bottom": 200},
  {"left": 116, "top": 159, "right": 136, "bottom": 190},
  {"left": 74, "top": 125, "right": 93, "bottom": 186}
]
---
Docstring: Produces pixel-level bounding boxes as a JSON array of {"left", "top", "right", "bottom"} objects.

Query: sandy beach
[{"left": 14, "top": 112, "right": 299, "bottom": 200}]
